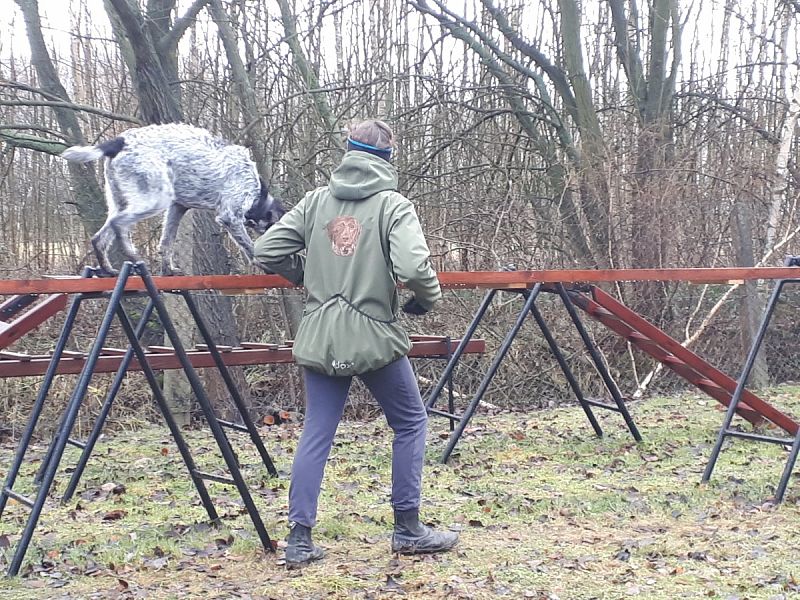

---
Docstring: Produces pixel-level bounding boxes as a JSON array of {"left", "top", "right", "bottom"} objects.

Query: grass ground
[{"left": 1, "top": 388, "right": 800, "bottom": 599}]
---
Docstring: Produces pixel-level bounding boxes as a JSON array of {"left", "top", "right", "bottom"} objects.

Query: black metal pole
[
  {"left": 0, "top": 267, "right": 92, "bottom": 519},
  {"left": 557, "top": 284, "right": 642, "bottom": 442},
  {"left": 179, "top": 290, "right": 278, "bottom": 477},
  {"left": 7, "top": 263, "right": 133, "bottom": 577},
  {"left": 61, "top": 299, "right": 157, "bottom": 503},
  {"left": 445, "top": 337, "right": 456, "bottom": 432},
  {"left": 425, "top": 290, "right": 497, "bottom": 411},
  {"left": 775, "top": 431, "right": 800, "bottom": 502},
  {"left": 527, "top": 300, "right": 604, "bottom": 438},
  {"left": 702, "top": 279, "right": 786, "bottom": 484},
  {"left": 440, "top": 284, "right": 543, "bottom": 464},
  {"left": 112, "top": 301, "right": 221, "bottom": 524},
  {"left": 134, "top": 263, "right": 273, "bottom": 553}
]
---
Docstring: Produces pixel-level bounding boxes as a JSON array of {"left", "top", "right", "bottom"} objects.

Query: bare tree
[
  {"left": 11, "top": 0, "right": 106, "bottom": 235},
  {"left": 102, "top": 0, "right": 249, "bottom": 421}
]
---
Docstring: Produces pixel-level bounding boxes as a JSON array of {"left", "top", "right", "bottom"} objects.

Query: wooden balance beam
[
  {"left": 1, "top": 266, "right": 800, "bottom": 295},
  {"left": 0, "top": 336, "right": 485, "bottom": 378}
]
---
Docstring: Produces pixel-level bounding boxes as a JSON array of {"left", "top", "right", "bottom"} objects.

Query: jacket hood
[{"left": 328, "top": 150, "right": 398, "bottom": 200}]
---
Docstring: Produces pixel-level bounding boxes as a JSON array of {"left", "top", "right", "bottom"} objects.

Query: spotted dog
[{"left": 61, "top": 123, "right": 284, "bottom": 275}]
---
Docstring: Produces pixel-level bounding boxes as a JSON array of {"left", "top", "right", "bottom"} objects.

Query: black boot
[
  {"left": 285, "top": 522, "right": 324, "bottom": 568},
  {"left": 391, "top": 509, "right": 459, "bottom": 554}
]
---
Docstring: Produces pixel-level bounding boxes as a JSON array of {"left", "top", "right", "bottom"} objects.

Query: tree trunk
[
  {"left": 14, "top": 0, "right": 107, "bottom": 236},
  {"left": 208, "top": 0, "right": 272, "bottom": 181},
  {"left": 731, "top": 197, "right": 770, "bottom": 388},
  {"left": 609, "top": 0, "right": 681, "bottom": 317},
  {"left": 103, "top": 0, "right": 246, "bottom": 422},
  {"left": 105, "top": 0, "right": 183, "bottom": 124}
]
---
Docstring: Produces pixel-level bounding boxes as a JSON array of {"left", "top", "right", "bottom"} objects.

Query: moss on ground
[{"left": 1, "top": 387, "right": 800, "bottom": 599}]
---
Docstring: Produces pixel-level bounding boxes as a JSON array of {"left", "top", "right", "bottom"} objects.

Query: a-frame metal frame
[
  {"left": 703, "top": 257, "right": 800, "bottom": 503},
  {"left": 425, "top": 280, "right": 641, "bottom": 463},
  {"left": 0, "top": 262, "right": 277, "bottom": 576}
]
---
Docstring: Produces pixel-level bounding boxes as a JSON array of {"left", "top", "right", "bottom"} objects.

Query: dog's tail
[{"left": 61, "top": 137, "right": 126, "bottom": 163}]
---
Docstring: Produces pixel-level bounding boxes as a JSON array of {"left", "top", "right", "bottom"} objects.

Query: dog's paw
[{"left": 92, "top": 266, "right": 119, "bottom": 278}]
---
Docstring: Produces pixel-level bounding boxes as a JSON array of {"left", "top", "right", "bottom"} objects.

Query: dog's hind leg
[
  {"left": 90, "top": 219, "right": 119, "bottom": 276},
  {"left": 90, "top": 171, "right": 123, "bottom": 276},
  {"left": 109, "top": 213, "right": 144, "bottom": 264},
  {"left": 158, "top": 203, "right": 188, "bottom": 275},
  {"left": 104, "top": 156, "right": 175, "bottom": 273}
]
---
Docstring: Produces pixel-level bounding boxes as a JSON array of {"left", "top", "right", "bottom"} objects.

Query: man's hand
[{"left": 402, "top": 296, "right": 429, "bottom": 316}]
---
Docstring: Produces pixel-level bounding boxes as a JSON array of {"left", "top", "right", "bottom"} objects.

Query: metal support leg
[
  {"left": 112, "top": 303, "right": 221, "bottom": 524},
  {"left": 775, "top": 430, "right": 800, "bottom": 502},
  {"left": 445, "top": 337, "right": 456, "bottom": 431},
  {"left": 134, "top": 263, "right": 273, "bottom": 553},
  {"left": 556, "top": 284, "right": 642, "bottom": 442},
  {"left": 61, "top": 299, "right": 157, "bottom": 503},
  {"left": 702, "top": 279, "right": 787, "bottom": 484},
  {"left": 527, "top": 299, "right": 604, "bottom": 438},
  {"left": 426, "top": 290, "right": 497, "bottom": 411},
  {"left": 179, "top": 290, "right": 278, "bottom": 477},
  {"left": 0, "top": 268, "right": 92, "bottom": 519},
  {"left": 7, "top": 263, "right": 134, "bottom": 577},
  {"left": 440, "top": 284, "right": 543, "bottom": 463}
]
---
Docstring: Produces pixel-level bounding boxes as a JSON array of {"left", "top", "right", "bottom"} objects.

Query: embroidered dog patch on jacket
[{"left": 326, "top": 216, "right": 362, "bottom": 257}]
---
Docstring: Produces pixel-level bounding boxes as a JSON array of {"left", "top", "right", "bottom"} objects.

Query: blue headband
[{"left": 347, "top": 137, "right": 392, "bottom": 158}]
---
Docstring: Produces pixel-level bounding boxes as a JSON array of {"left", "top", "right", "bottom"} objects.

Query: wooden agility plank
[
  {"left": 0, "top": 294, "right": 69, "bottom": 349},
  {"left": 588, "top": 287, "right": 800, "bottom": 435},
  {"left": 0, "top": 338, "right": 486, "bottom": 378},
  {"left": 2, "top": 267, "right": 800, "bottom": 295}
]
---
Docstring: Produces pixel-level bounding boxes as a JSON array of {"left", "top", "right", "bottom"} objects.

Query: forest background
[{"left": 1, "top": 0, "right": 799, "bottom": 428}]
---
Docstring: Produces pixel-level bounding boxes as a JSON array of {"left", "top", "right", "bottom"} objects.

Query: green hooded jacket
[{"left": 253, "top": 150, "right": 441, "bottom": 376}]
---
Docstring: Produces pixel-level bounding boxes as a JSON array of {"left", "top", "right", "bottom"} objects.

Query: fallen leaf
[{"left": 102, "top": 509, "right": 127, "bottom": 521}]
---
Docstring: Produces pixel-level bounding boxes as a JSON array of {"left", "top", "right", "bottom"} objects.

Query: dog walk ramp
[
  {"left": 0, "top": 293, "right": 68, "bottom": 350},
  {"left": 566, "top": 285, "right": 798, "bottom": 436}
]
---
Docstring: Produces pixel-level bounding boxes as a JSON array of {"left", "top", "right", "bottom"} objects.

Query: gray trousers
[{"left": 288, "top": 356, "right": 428, "bottom": 527}]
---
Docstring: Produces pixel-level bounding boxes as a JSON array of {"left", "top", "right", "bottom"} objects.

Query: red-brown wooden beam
[
  {"left": 2, "top": 267, "right": 800, "bottom": 295},
  {"left": 0, "top": 294, "right": 69, "bottom": 349},
  {"left": 0, "top": 338, "right": 485, "bottom": 378}
]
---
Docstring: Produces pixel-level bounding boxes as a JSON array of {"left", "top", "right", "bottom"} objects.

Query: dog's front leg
[
  {"left": 159, "top": 204, "right": 188, "bottom": 275},
  {"left": 216, "top": 215, "right": 255, "bottom": 265}
]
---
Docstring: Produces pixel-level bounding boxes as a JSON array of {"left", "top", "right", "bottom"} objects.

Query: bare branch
[
  {"left": 0, "top": 124, "right": 70, "bottom": 140},
  {"left": 1, "top": 79, "right": 68, "bottom": 102},
  {"left": 275, "top": 0, "right": 342, "bottom": 144},
  {"left": 0, "top": 99, "right": 142, "bottom": 124},
  {"left": 781, "top": 0, "right": 800, "bottom": 15},
  {"left": 159, "top": 0, "right": 212, "bottom": 54},
  {"left": 480, "top": 0, "right": 579, "bottom": 121},
  {"left": 0, "top": 130, "right": 69, "bottom": 155},
  {"left": 607, "top": 0, "right": 646, "bottom": 113},
  {"left": 677, "top": 91, "right": 779, "bottom": 144}
]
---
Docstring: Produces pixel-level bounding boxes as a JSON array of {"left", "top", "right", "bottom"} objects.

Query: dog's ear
[
  {"left": 245, "top": 178, "right": 283, "bottom": 233},
  {"left": 268, "top": 199, "right": 286, "bottom": 223},
  {"left": 249, "top": 176, "right": 286, "bottom": 228}
]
